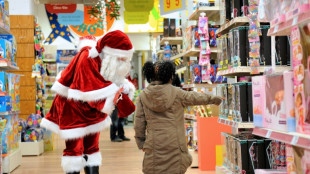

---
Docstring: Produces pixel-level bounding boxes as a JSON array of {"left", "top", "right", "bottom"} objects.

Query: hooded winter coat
[{"left": 134, "top": 81, "right": 222, "bottom": 174}]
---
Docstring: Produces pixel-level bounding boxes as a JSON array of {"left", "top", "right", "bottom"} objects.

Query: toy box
[
  {"left": 228, "top": 30, "right": 234, "bottom": 67},
  {"left": 0, "top": 71, "right": 7, "bottom": 96},
  {"left": 284, "top": 71, "right": 296, "bottom": 132},
  {"left": 0, "top": 39, "right": 12, "bottom": 63},
  {"left": 0, "top": 96, "right": 11, "bottom": 112},
  {"left": 217, "top": 84, "right": 228, "bottom": 119},
  {"left": 222, "top": 35, "right": 229, "bottom": 70},
  {"left": 259, "top": 26, "right": 271, "bottom": 66},
  {"left": 0, "top": 35, "right": 16, "bottom": 66},
  {"left": 0, "top": 0, "right": 9, "bottom": 31},
  {"left": 7, "top": 73, "right": 20, "bottom": 111},
  {"left": 264, "top": 74, "right": 287, "bottom": 132},
  {"left": 293, "top": 146, "right": 310, "bottom": 173},
  {"left": 217, "top": 37, "right": 223, "bottom": 70},
  {"left": 236, "top": 137, "right": 249, "bottom": 174},
  {"left": 286, "top": 144, "right": 296, "bottom": 174},
  {"left": 227, "top": 84, "right": 236, "bottom": 120},
  {"left": 252, "top": 76, "right": 266, "bottom": 127},
  {"left": 292, "top": 24, "right": 310, "bottom": 134}
]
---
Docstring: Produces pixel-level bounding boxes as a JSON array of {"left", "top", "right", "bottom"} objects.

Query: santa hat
[
  {"left": 80, "top": 30, "right": 135, "bottom": 60},
  {"left": 77, "top": 35, "right": 97, "bottom": 52}
]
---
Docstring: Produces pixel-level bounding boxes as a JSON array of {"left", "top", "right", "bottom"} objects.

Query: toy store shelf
[
  {"left": 160, "top": 37, "right": 183, "bottom": 45},
  {"left": 171, "top": 48, "right": 199, "bottom": 60},
  {"left": 37, "top": 0, "right": 99, "bottom": 5},
  {"left": 253, "top": 127, "right": 310, "bottom": 150},
  {"left": 216, "top": 165, "right": 233, "bottom": 174},
  {"left": 176, "top": 67, "right": 186, "bottom": 74},
  {"left": 0, "top": 62, "right": 19, "bottom": 71},
  {"left": 183, "top": 83, "right": 218, "bottom": 89},
  {"left": 215, "top": 17, "right": 250, "bottom": 35},
  {"left": 2, "top": 148, "right": 22, "bottom": 173},
  {"left": 0, "top": 111, "right": 20, "bottom": 115},
  {"left": 218, "top": 118, "right": 254, "bottom": 129},
  {"left": 210, "top": 47, "right": 218, "bottom": 53},
  {"left": 268, "top": 9, "right": 310, "bottom": 36},
  {"left": 43, "top": 59, "right": 57, "bottom": 63},
  {"left": 184, "top": 114, "right": 196, "bottom": 120},
  {"left": 217, "top": 66, "right": 292, "bottom": 76},
  {"left": 189, "top": 6, "right": 220, "bottom": 21}
]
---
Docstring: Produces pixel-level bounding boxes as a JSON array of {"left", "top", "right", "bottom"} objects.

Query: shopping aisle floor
[{"left": 12, "top": 127, "right": 215, "bottom": 174}]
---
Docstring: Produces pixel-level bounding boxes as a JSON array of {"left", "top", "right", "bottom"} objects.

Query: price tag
[
  {"left": 266, "top": 130, "right": 272, "bottom": 138},
  {"left": 291, "top": 136, "right": 299, "bottom": 145},
  {"left": 274, "top": 25, "right": 279, "bottom": 33},
  {"left": 292, "top": 16, "right": 298, "bottom": 26}
]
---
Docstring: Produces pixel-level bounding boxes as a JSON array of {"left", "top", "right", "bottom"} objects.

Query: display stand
[
  {"left": 197, "top": 117, "right": 231, "bottom": 171},
  {"left": 20, "top": 140, "right": 44, "bottom": 156},
  {"left": 2, "top": 148, "right": 22, "bottom": 174}
]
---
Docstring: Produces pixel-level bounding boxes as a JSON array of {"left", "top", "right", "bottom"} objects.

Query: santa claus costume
[{"left": 40, "top": 30, "right": 136, "bottom": 174}]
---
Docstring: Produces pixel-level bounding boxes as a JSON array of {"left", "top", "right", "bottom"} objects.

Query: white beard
[{"left": 100, "top": 53, "right": 131, "bottom": 86}]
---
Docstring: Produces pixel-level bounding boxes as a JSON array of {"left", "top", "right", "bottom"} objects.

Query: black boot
[
  {"left": 84, "top": 166, "right": 99, "bottom": 174},
  {"left": 66, "top": 172, "right": 80, "bottom": 174}
]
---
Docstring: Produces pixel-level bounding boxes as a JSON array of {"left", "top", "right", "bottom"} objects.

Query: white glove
[{"left": 121, "top": 83, "right": 130, "bottom": 94}]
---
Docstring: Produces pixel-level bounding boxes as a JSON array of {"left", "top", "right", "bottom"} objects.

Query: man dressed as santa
[{"left": 40, "top": 30, "right": 136, "bottom": 174}]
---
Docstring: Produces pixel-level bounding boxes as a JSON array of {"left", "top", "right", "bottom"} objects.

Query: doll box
[
  {"left": 254, "top": 169, "right": 287, "bottom": 174},
  {"left": 252, "top": 76, "right": 266, "bottom": 127},
  {"left": 20, "top": 140, "right": 44, "bottom": 156},
  {"left": 264, "top": 74, "right": 287, "bottom": 132},
  {"left": 0, "top": 39, "right": 12, "bottom": 63},
  {"left": 283, "top": 71, "right": 296, "bottom": 132},
  {"left": 233, "top": 27, "right": 249, "bottom": 67},
  {"left": 0, "top": 71, "right": 7, "bottom": 96}
]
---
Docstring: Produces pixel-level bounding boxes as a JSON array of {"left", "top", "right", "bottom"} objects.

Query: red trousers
[
  {"left": 64, "top": 133, "right": 100, "bottom": 156},
  {"left": 62, "top": 133, "right": 102, "bottom": 173}
]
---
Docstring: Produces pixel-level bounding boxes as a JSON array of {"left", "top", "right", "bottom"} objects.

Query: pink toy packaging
[
  {"left": 252, "top": 76, "right": 266, "bottom": 127},
  {"left": 264, "top": 74, "right": 287, "bottom": 131},
  {"left": 292, "top": 24, "right": 310, "bottom": 134},
  {"left": 254, "top": 169, "right": 287, "bottom": 174},
  {"left": 286, "top": 144, "right": 296, "bottom": 174},
  {"left": 283, "top": 71, "right": 296, "bottom": 132}
]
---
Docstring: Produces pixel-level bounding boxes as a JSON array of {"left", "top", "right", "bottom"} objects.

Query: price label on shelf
[
  {"left": 292, "top": 16, "right": 299, "bottom": 26},
  {"left": 274, "top": 25, "right": 279, "bottom": 33},
  {"left": 291, "top": 136, "right": 299, "bottom": 145},
  {"left": 266, "top": 130, "right": 272, "bottom": 138}
]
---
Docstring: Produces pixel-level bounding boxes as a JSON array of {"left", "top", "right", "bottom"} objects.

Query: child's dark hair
[{"left": 142, "top": 61, "right": 175, "bottom": 84}]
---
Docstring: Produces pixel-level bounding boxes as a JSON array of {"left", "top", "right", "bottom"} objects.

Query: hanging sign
[
  {"left": 124, "top": 0, "right": 154, "bottom": 12},
  {"left": 159, "top": 0, "right": 186, "bottom": 15},
  {"left": 69, "top": 6, "right": 115, "bottom": 37},
  {"left": 58, "top": 4, "right": 84, "bottom": 25},
  {"left": 124, "top": 11, "right": 149, "bottom": 24},
  {"left": 46, "top": 4, "right": 77, "bottom": 13}
]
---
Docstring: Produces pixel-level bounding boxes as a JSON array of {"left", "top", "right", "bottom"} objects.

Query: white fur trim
[
  {"left": 85, "top": 152, "right": 102, "bottom": 167},
  {"left": 68, "top": 83, "right": 120, "bottom": 102},
  {"left": 40, "top": 118, "right": 60, "bottom": 134},
  {"left": 124, "top": 79, "right": 136, "bottom": 100},
  {"left": 51, "top": 81, "right": 69, "bottom": 97},
  {"left": 101, "top": 96, "right": 115, "bottom": 115},
  {"left": 77, "top": 39, "right": 97, "bottom": 51},
  {"left": 60, "top": 116, "right": 112, "bottom": 140},
  {"left": 89, "top": 46, "right": 99, "bottom": 58},
  {"left": 61, "top": 155, "right": 86, "bottom": 173},
  {"left": 55, "top": 71, "right": 62, "bottom": 81},
  {"left": 102, "top": 46, "right": 134, "bottom": 59}
]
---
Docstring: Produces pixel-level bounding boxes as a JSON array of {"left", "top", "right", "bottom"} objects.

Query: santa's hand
[{"left": 121, "top": 83, "right": 130, "bottom": 95}]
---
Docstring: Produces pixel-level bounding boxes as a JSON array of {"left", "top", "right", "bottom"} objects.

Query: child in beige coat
[{"left": 134, "top": 61, "right": 222, "bottom": 174}]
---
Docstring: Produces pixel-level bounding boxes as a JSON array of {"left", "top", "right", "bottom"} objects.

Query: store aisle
[{"left": 12, "top": 127, "right": 215, "bottom": 174}]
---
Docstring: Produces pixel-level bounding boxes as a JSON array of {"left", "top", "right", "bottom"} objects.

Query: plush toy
[{"left": 18, "top": 118, "right": 27, "bottom": 133}]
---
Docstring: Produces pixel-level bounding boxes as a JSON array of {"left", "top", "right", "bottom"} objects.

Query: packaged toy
[
  {"left": 0, "top": 39, "right": 12, "bottom": 63},
  {"left": 252, "top": 76, "right": 266, "bottom": 127},
  {"left": 0, "top": 96, "right": 11, "bottom": 112},
  {"left": 0, "top": 35, "right": 16, "bottom": 66},
  {"left": 27, "top": 114, "right": 42, "bottom": 128}
]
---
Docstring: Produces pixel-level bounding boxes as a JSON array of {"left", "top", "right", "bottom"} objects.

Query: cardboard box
[
  {"left": 0, "top": 96, "right": 11, "bottom": 112},
  {"left": 252, "top": 76, "right": 266, "bottom": 127},
  {"left": 0, "top": 35, "right": 17, "bottom": 66},
  {"left": 0, "top": 39, "right": 12, "bottom": 63},
  {"left": 169, "top": 19, "right": 176, "bottom": 37},
  {"left": 163, "top": 18, "right": 169, "bottom": 37}
]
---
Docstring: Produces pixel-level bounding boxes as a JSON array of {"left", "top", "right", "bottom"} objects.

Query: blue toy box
[
  {"left": 0, "top": 96, "right": 11, "bottom": 112},
  {"left": 0, "top": 35, "right": 16, "bottom": 66},
  {"left": 0, "top": 39, "right": 12, "bottom": 64}
]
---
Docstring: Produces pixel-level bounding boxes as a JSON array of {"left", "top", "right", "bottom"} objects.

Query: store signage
[
  {"left": 124, "top": 0, "right": 154, "bottom": 12},
  {"left": 58, "top": 4, "right": 84, "bottom": 25},
  {"left": 46, "top": 4, "right": 77, "bottom": 13},
  {"left": 69, "top": 6, "right": 115, "bottom": 37},
  {"left": 160, "top": 0, "right": 186, "bottom": 15},
  {"left": 124, "top": 11, "right": 149, "bottom": 24}
]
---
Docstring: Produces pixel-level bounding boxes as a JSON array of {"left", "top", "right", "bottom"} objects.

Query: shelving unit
[
  {"left": 171, "top": 48, "right": 217, "bottom": 61},
  {"left": 160, "top": 37, "right": 183, "bottom": 45},
  {"left": 268, "top": 9, "right": 310, "bottom": 36},
  {"left": 218, "top": 118, "right": 254, "bottom": 129},
  {"left": 0, "top": 26, "right": 10, "bottom": 35},
  {"left": 189, "top": 6, "right": 220, "bottom": 21},
  {"left": 0, "top": 62, "right": 19, "bottom": 71},
  {"left": 217, "top": 66, "right": 292, "bottom": 76},
  {"left": 2, "top": 148, "right": 22, "bottom": 173},
  {"left": 215, "top": 17, "right": 250, "bottom": 35},
  {"left": 253, "top": 127, "right": 310, "bottom": 150},
  {"left": 176, "top": 66, "right": 186, "bottom": 74}
]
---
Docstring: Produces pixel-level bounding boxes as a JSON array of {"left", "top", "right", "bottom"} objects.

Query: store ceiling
[{"left": 35, "top": 0, "right": 99, "bottom": 5}]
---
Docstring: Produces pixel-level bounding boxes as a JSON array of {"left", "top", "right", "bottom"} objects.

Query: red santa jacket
[{"left": 40, "top": 47, "right": 135, "bottom": 140}]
